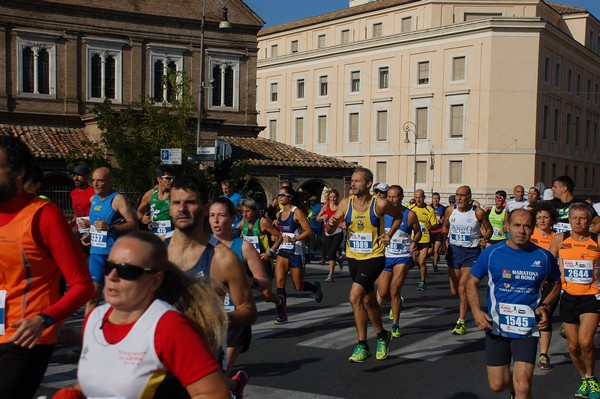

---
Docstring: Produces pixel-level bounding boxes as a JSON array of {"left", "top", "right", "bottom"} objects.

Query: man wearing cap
[
  {"left": 374, "top": 183, "right": 389, "bottom": 200},
  {"left": 409, "top": 189, "right": 439, "bottom": 291},
  {"left": 526, "top": 187, "right": 541, "bottom": 210},
  {"left": 69, "top": 165, "right": 95, "bottom": 244},
  {"left": 136, "top": 164, "right": 175, "bottom": 238}
]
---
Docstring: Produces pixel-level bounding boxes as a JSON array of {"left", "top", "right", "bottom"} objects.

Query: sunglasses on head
[
  {"left": 495, "top": 195, "right": 505, "bottom": 200},
  {"left": 103, "top": 260, "right": 159, "bottom": 281},
  {"left": 278, "top": 193, "right": 291, "bottom": 197},
  {"left": 161, "top": 176, "right": 174, "bottom": 180}
]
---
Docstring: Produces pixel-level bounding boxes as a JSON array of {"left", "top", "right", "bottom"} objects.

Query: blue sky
[{"left": 244, "top": 0, "right": 600, "bottom": 27}]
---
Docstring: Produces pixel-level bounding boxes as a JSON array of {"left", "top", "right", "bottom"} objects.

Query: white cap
[
  {"left": 374, "top": 183, "right": 389, "bottom": 192},
  {"left": 542, "top": 188, "right": 553, "bottom": 201}
]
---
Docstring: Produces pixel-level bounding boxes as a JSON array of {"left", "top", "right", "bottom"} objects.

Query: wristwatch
[
  {"left": 37, "top": 313, "right": 55, "bottom": 329},
  {"left": 537, "top": 303, "right": 550, "bottom": 312}
]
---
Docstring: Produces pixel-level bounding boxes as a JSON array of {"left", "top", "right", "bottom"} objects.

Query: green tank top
[
  {"left": 242, "top": 218, "right": 270, "bottom": 253},
  {"left": 488, "top": 208, "right": 507, "bottom": 240},
  {"left": 150, "top": 188, "right": 171, "bottom": 221}
]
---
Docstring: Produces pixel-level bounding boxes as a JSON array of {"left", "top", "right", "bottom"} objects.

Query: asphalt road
[{"left": 37, "top": 259, "right": 592, "bottom": 398}]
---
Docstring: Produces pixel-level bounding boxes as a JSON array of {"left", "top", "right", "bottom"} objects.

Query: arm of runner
[
  {"left": 213, "top": 246, "right": 257, "bottom": 328},
  {"left": 377, "top": 198, "right": 403, "bottom": 242},
  {"left": 590, "top": 216, "right": 600, "bottom": 234},
  {"left": 315, "top": 204, "right": 327, "bottom": 222},
  {"left": 242, "top": 239, "right": 270, "bottom": 291},
  {"left": 549, "top": 233, "right": 564, "bottom": 258},
  {"left": 408, "top": 210, "right": 422, "bottom": 251},
  {"left": 476, "top": 207, "right": 493, "bottom": 242},
  {"left": 10, "top": 203, "right": 93, "bottom": 348},
  {"left": 466, "top": 274, "right": 492, "bottom": 331},
  {"left": 260, "top": 217, "right": 282, "bottom": 260},
  {"left": 441, "top": 206, "right": 453, "bottom": 251},
  {"left": 293, "top": 208, "right": 314, "bottom": 242},
  {"left": 326, "top": 198, "right": 347, "bottom": 235},
  {"left": 427, "top": 207, "right": 438, "bottom": 231},
  {"left": 136, "top": 188, "right": 153, "bottom": 225},
  {"left": 111, "top": 193, "right": 139, "bottom": 233}
]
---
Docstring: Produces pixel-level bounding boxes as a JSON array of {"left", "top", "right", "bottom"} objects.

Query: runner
[
  {"left": 505, "top": 185, "right": 529, "bottom": 212},
  {"left": 209, "top": 198, "right": 273, "bottom": 389},
  {"left": 526, "top": 187, "right": 540, "bottom": 210},
  {"left": 69, "top": 164, "right": 95, "bottom": 248},
  {"left": 326, "top": 167, "right": 403, "bottom": 362},
  {"left": 529, "top": 201, "right": 559, "bottom": 370},
  {"left": 84, "top": 167, "right": 138, "bottom": 315},
  {"left": 316, "top": 189, "right": 344, "bottom": 282},
  {"left": 274, "top": 185, "right": 322, "bottom": 325},
  {"left": 409, "top": 189, "right": 438, "bottom": 291},
  {"left": 428, "top": 192, "right": 446, "bottom": 272},
  {"left": 467, "top": 209, "right": 560, "bottom": 399},
  {"left": 376, "top": 185, "right": 421, "bottom": 338},
  {"left": 0, "top": 136, "right": 93, "bottom": 399},
  {"left": 487, "top": 190, "right": 508, "bottom": 246},
  {"left": 373, "top": 182, "right": 389, "bottom": 200},
  {"left": 549, "top": 175, "right": 600, "bottom": 233},
  {"left": 549, "top": 203, "right": 600, "bottom": 399},
  {"left": 136, "top": 164, "right": 175, "bottom": 237},
  {"left": 166, "top": 175, "right": 256, "bottom": 399},
  {"left": 238, "top": 197, "right": 284, "bottom": 313},
  {"left": 442, "top": 185, "right": 493, "bottom": 335}
]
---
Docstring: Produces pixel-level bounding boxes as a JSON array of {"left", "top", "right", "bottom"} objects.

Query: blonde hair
[{"left": 122, "top": 231, "right": 227, "bottom": 356}]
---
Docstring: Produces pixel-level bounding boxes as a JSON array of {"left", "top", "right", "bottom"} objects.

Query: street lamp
[
  {"left": 196, "top": 0, "right": 231, "bottom": 151},
  {"left": 403, "top": 121, "right": 417, "bottom": 197}
]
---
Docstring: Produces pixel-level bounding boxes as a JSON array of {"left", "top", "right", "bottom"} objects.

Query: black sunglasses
[{"left": 103, "top": 260, "right": 159, "bottom": 281}]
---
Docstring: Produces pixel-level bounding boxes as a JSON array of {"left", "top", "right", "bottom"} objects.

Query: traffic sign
[
  {"left": 197, "top": 147, "right": 216, "bottom": 155},
  {"left": 160, "top": 148, "right": 182, "bottom": 165}
]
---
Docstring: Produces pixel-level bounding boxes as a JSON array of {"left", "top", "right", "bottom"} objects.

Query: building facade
[{"left": 256, "top": 0, "right": 600, "bottom": 204}]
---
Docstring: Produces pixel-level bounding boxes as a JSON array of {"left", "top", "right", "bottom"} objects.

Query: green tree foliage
[{"left": 92, "top": 71, "right": 197, "bottom": 199}]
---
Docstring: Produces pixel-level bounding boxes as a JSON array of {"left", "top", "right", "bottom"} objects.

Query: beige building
[{"left": 256, "top": 0, "right": 600, "bottom": 204}]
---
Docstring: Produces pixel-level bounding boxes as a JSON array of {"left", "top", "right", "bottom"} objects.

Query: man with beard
[{"left": 0, "top": 136, "right": 93, "bottom": 399}]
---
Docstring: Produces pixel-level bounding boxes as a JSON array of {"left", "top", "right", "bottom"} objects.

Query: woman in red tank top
[{"left": 316, "top": 189, "right": 344, "bottom": 282}]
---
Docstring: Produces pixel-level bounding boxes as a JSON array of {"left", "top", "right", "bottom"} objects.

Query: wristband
[
  {"left": 37, "top": 313, "right": 54, "bottom": 329},
  {"left": 537, "top": 303, "right": 550, "bottom": 312},
  {"left": 251, "top": 278, "right": 259, "bottom": 290},
  {"left": 266, "top": 249, "right": 276, "bottom": 257}
]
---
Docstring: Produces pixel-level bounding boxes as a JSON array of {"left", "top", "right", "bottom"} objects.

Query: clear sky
[{"left": 244, "top": 0, "right": 600, "bottom": 27}]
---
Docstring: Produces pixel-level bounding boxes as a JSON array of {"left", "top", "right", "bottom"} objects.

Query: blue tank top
[
  {"left": 164, "top": 235, "right": 221, "bottom": 279},
  {"left": 385, "top": 207, "right": 413, "bottom": 259},
  {"left": 278, "top": 206, "right": 304, "bottom": 255},
  {"left": 89, "top": 190, "right": 119, "bottom": 255}
]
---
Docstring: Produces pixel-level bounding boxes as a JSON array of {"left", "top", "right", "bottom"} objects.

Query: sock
[
  {"left": 358, "top": 340, "right": 368, "bottom": 349},
  {"left": 458, "top": 318, "right": 465, "bottom": 323},
  {"left": 377, "top": 330, "right": 388, "bottom": 340},
  {"left": 277, "top": 287, "right": 287, "bottom": 305},
  {"left": 302, "top": 281, "right": 317, "bottom": 293}
]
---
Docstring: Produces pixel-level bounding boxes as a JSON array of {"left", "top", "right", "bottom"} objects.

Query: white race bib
[
  {"left": 224, "top": 292, "right": 235, "bottom": 313},
  {"left": 280, "top": 233, "right": 295, "bottom": 250},
  {"left": 499, "top": 302, "right": 535, "bottom": 336},
  {"left": 554, "top": 222, "right": 571, "bottom": 233},
  {"left": 243, "top": 235, "right": 261, "bottom": 252},
  {"left": 76, "top": 216, "right": 90, "bottom": 234},
  {"left": 90, "top": 225, "right": 108, "bottom": 248},
  {"left": 151, "top": 220, "right": 172, "bottom": 236},
  {"left": 348, "top": 232, "right": 373, "bottom": 254},
  {"left": 0, "top": 290, "right": 6, "bottom": 335},
  {"left": 564, "top": 259, "right": 594, "bottom": 284}
]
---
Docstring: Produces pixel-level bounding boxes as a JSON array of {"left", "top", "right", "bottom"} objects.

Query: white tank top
[
  {"left": 448, "top": 205, "right": 481, "bottom": 248},
  {"left": 79, "top": 300, "right": 173, "bottom": 399}
]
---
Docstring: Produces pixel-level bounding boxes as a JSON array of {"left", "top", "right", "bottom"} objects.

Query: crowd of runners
[{"left": 2, "top": 135, "right": 600, "bottom": 399}]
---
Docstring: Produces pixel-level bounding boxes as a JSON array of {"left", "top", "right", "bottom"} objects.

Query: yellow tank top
[
  {"left": 345, "top": 195, "right": 385, "bottom": 260},
  {"left": 409, "top": 204, "right": 438, "bottom": 243}
]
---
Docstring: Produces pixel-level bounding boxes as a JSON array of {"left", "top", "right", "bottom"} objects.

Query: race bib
[
  {"left": 386, "top": 228, "right": 409, "bottom": 253},
  {"left": 450, "top": 232, "right": 471, "bottom": 245},
  {"left": 492, "top": 227, "right": 502, "bottom": 239},
  {"left": 0, "top": 290, "right": 5, "bottom": 335},
  {"left": 243, "top": 235, "right": 261, "bottom": 252},
  {"left": 151, "top": 220, "right": 172, "bottom": 236},
  {"left": 419, "top": 222, "right": 426, "bottom": 233},
  {"left": 90, "top": 225, "right": 108, "bottom": 248},
  {"left": 564, "top": 259, "right": 594, "bottom": 284},
  {"left": 499, "top": 302, "right": 535, "bottom": 336},
  {"left": 280, "top": 233, "right": 295, "bottom": 250},
  {"left": 554, "top": 222, "right": 571, "bottom": 233},
  {"left": 349, "top": 232, "right": 373, "bottom": 254},
  {"left": 76, "top": 216, "right": 90, "bottom": 234},
  {"left": 224, "top": 292, "right": 235, "bottom": 313}
]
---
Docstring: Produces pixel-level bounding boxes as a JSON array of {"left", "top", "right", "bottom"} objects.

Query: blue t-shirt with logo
[{"left": 471, "top": 242, "right": 560, "bottom": 338}]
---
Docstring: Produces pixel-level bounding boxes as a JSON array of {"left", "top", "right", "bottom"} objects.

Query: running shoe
[
  {"left": 391, "top": 323, "right": 401, "bottom": 338},
  {"left": 274, "top": 314, "right": 288, "bottom": 325},
  {"left": 338, "top": 255, "right": 345, "bottom": 271},
  {"left": 325, "top": 274, "right": 333, "bottom": 283},
  {"left": 313, "top": 281, "right": 323, "bottom": 303},
  {"left": 559, "top": 323, "right": 567, "bottom": 339},
  {"left": 389, "top": 308, "right": 394, "bottom": 320},
  {"left": 509, "top": 392, "right": 515, "bottom": 399},
  {"left": 576, "top": 378, "right": 590, "bottom": 398},
  {"left": 588, "top": 377, "right": 600, "bottom": 399},
  {"left": 433, "top": 264, "right": 439, "bottom": 272},
  {"left": 452, "top": 320, "right": 466, "bottom": 335},
  {"left": 348, "top": 344, "right": 370, "bottom": 362},
  {"left": 376, "top": 330, "right": 391, "bottom": 360},
  {"left": 537, "top": 353, "right": 552, "bottom": 370},
  {"left": 230, "top": 370, "right": 249, "bottom": 399},
  {"left": 274, "top": 295, "right": 287, "bottom": 324},
  {"left": 417, "top": 281, "right": 427, "bottom": 291}
]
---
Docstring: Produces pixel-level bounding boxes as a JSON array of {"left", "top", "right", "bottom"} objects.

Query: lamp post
[
  {"left": 196, "top": 0, "right": 231, "bottom": 151},
  {"left": 403, "top": 121, "right": 417, "bottom": 197}
]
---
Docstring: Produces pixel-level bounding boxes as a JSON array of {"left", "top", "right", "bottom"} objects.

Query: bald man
[{"left": 84, "top": 167, "right": 138, "bottom": 314}]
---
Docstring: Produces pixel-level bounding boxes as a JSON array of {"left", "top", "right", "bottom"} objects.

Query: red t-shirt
[
  {"left": 71, "top": 186, "right": 95, "bottom": 217},
  {"left": 86, "top": 308, "right": 220, "bottom": 387}
]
